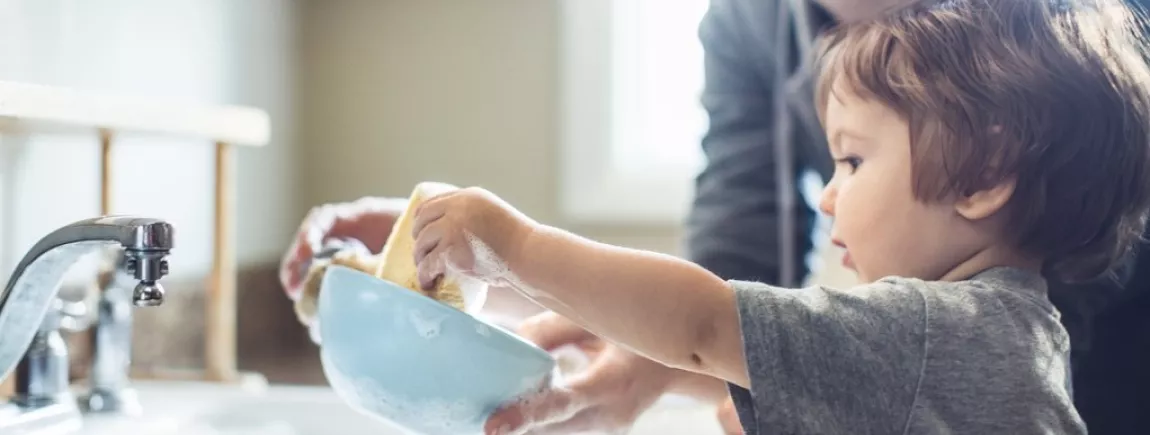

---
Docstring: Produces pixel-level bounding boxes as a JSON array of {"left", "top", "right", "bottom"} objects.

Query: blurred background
[{"left": 0, "top": 0, "right": 855, "bottom": 387}]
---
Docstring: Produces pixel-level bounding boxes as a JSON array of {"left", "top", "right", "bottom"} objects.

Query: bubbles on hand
[
  {"left": 464, "top": 232, "right": 511, "bottom": 280},
  {"left": 457, "top": 231, "right": 541, "bottom": 296}
]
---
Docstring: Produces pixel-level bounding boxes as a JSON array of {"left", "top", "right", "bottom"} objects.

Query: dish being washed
[
  {"left": 305, "top": 182, "right": 557, "bottom": 435},
  {"left": 295, "top": 182, "right": 486, "bottom": 326}
]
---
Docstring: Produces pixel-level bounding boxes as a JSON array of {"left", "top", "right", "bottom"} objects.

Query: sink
[
  {"left": 77, "top": 379, "right": 401, "bottom": 435},
  {"left": 75, "top": 379, "right": 726, "bottom": 435}
]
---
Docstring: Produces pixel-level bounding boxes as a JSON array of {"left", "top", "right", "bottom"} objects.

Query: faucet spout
[{"left": 0, "top": 216, "right": 173, "bottom": 385}]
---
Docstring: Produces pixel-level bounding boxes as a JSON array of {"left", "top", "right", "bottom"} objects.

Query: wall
[
  {"left": 298, "top": 0, "right": 683, "bottom": 254},
  {"left": 0, "top": 0, "right": 298, "bottom": 284},
  {"left": 296, "top": 0, "right": 856, "bottom": 287}
]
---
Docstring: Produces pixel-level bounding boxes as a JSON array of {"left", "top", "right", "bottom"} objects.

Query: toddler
[{"left": 411, "top": 0, "right": 1150, "bottom": 433}]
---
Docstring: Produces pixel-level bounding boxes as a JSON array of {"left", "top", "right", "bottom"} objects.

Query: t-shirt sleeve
[{"left": 726, "top": 279, "right": 928, "bottom": 434}]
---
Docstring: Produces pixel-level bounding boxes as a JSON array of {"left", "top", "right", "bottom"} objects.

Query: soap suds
[
  {"left": 475, "top": 323, "right": 492, "bottom": 337},
  {"left": 456, "top": 231, "right": 534, "bottom": 295},
  {"left": 407, "top": 309, "right": 447, "bottom": 339},
  {"left": 322, "top": 351, "right": 547, "bottom": 435},
  {"left": 307, "top": 321, "right": 322, "bottom": 344},
  {"left": 497, "top": 381, "right": 584, "bottom": 435},
  {"left": 461, "top": 231, "right": 592, "bottom": 327},
  {"left": 464, "top": 232, "right": 513, "bottom": 284},
  {"left": 441, "top": 259, "right": 489, "bottom": 315}
]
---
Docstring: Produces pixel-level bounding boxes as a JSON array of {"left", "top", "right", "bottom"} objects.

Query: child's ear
[{"left": 955, "top": 177, "right": 1016, "bottom": 220}]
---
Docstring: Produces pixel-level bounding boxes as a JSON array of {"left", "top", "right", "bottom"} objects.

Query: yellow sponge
[{"left": 375, "top": 181, "right": 466, "bottom": 310}]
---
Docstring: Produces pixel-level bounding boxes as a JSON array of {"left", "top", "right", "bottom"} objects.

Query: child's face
[{"left": 818, "top": 83, "right": 989, "bottom": 283}]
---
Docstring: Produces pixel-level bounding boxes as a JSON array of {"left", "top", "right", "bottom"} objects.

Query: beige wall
[
  {"left": 297, "top": 0, "right": 683, "bottom": 253},
  {"left": 296, "top": 0, "right": 855, "bottom": 286}
]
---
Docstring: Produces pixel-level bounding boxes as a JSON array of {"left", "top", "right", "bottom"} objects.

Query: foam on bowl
[{"left": 317, "top": 265, "right": 556, "bottom": 435}]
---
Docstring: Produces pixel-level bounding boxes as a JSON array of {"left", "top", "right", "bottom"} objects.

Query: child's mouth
[
  {"left": 832, "top": 238, "right": 855, "bottom": 270},
  {"left": 841, "top": 251, "right": 855, "bottom": 270}
]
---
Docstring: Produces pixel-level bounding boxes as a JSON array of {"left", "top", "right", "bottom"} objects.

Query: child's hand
[{"left": 412, "top": 187, "right": 537, "bottom": 291}]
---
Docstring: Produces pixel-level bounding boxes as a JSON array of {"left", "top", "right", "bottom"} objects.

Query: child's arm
[
  {"left": 668, "top": 365, "right": 736, "bottom": 404},
  {"left": 413, "top": 186, "right": 933, "bottom": 430},
  {"left": 411, "top": 186, "right": 748, "bottom": 386},
  {"left": 505, "top": 225, "right": 750, "bottom": 388}
]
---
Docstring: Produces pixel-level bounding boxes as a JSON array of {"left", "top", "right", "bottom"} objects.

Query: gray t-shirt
[{"left": 727, "top": 267, "right": 1086, "bottom": 434}]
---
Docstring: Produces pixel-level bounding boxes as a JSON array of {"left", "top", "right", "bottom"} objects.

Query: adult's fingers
[
  {"left": 279, "top": 205, "right": 335, "bottom": 298},
  {"left": 324, "top": 201, "right": 401, "bottom": 253},
  {"left": 485, "top": 387, "right": 584, "bottom": 435},
  {"left": 280, "top": 197, "right": 407, "bottom": 298},
  {"left": 717, "top": 396, "right": 744, "bottom": 435},
  {"left": 530, "top": 407, "right": 631, "bottom": 435}
]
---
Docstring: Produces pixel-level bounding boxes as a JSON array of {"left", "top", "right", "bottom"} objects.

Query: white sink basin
[
  {"left": 77, "top": 380, "right": 392, "bottom": 435},
  {"left": 75, "top": 379, "right": 725, "bottom": 435}
]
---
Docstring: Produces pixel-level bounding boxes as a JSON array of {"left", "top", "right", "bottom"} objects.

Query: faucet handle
[
  {"left": 40, "top": 298, "right": 91, "bottom": 333},
  {"left": 57, "top": 299, "right": 91, "bottom": 332}
]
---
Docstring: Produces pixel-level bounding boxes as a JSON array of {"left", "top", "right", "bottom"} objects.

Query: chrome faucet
[
  {"left": 0, "top": 216, "right": 173, "bottom": 434},
  {"left": 80, "top": 248, "right": 146, "bottom": 416}
]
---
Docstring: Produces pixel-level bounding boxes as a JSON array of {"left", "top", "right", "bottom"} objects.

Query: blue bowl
[{"left": 316, "top": 265, "right": 556, "bottom": 435}]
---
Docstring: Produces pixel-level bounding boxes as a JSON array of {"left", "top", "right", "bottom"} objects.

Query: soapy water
[{"left": 322, "top": 351, "right": 553, "bottom": 435}]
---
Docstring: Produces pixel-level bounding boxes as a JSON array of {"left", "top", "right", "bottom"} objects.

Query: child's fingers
[
  {"left": 411, "top": 190, "right": 455, "bottom": 237},
  {"left": 412, "top": 221, "right": 444, "bottom": 267},
  {"left": 417, "top": 248, "right": 448, "bottom": 290}
]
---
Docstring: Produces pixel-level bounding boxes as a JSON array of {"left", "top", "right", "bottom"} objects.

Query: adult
[{"left": 280, "top": 0, "right": 1150, "bottom": 433}]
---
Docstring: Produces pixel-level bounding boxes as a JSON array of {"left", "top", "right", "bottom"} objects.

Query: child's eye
[{"left": 835, "top": 156, "right": 862, "bottom": 173}]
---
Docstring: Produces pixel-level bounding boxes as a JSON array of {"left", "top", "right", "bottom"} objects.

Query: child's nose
[{"left": 818, "top": 184, "right": 837, "bottom": 217}]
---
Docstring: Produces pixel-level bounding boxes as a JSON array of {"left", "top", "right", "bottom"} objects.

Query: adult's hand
[
  {"left": 278, "top": 196, "right": 408, "bottom": 299},
  {"left": 717, "top": 396, "right": 744, "bottom": 435},
  {"left": 484, "top": 311, "right": 678, "bottom": 434}
]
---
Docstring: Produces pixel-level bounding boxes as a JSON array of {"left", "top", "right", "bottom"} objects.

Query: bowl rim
[{"left": 318, "top": 264, "right": 556, "bottom": 364}]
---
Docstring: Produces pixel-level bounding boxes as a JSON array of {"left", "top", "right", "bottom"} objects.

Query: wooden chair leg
[
  {"left": 205, "top": 141, "right": 237, "bottom": 382},
  {"left": 100, "top": 129, "right": 113, "bottom": 216}
]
